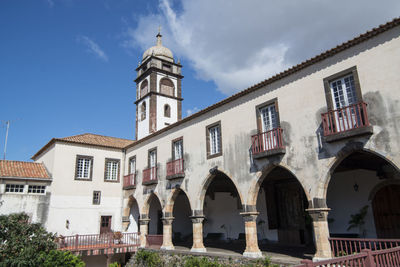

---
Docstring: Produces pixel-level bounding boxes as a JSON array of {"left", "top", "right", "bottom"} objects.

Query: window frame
[
  {"left": 104, "top": 158, "right": 120, "bottom": 183},
  {"left": 5, "top": 184, "right": 25, "bottom": 193},
  {"left": 128, "top": 156, "right": 136, "bottom": 175},
  {"left": 164, "top": 104, "right": 171, "bottom": 118},
  {"left": 93, "top": 191, "right": 101, "bottom": 205},
  {"left": 206, "top": 121, "right": 222, "bottom": 159},
  {"left": 255, "top": 98, "right": 280, "bottom": 133},
  {"left": 171, "top": 137, "right": 184, "bottom": 160},
  {"left": 27, "top": 185, "right": 46, "bottom": 194},
  {"left": 148, "top": 148, "right": 157, "bottom": 169},
  {"left": 323, "top": 66, "right": 362, "bottom": 111},
  {"left": 75, "top": 155, "right": 94, "bottom": 181}
]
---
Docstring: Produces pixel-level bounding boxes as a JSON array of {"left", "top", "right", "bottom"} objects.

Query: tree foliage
[{"left": 0, "top": 213, "right": 84, "bottom": 267}]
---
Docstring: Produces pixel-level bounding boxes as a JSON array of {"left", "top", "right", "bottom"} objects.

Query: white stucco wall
[
  {"left": 156, "top": 95, "right": 178, "bottom": 130},
  {"left": 137, "top": 97, "right": 150, "bottom": 140}
]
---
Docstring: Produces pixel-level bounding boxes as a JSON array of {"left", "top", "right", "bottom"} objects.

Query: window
[
  {"left": 140, "top": 80, "right": 148, "bottom": 98},
  {"left": 105, "top": 159, "right": 120, "bottom": 182},
  {"left": 28, "top": 185, "right": 46, "bottom": 194},
  {"left": 259, "top": 103, "right": 278, "bottom": 132},
  {"left": 164, "top": 104, "right": 171, "bottom": 118},
  {"left": 173, "top": 138, "right": 183, "bottom": 160},
  {"left": 206, "top": 121, "right": 222, "bottom": 159},
  {"left": 160, "top": 78, "right": 174, "bottom": 96},
  {"left": 93, "top": 191, "right": 101, "bottom": 205},
  {"left": 75, "top": 155, "right": 93, "bottom": 180},
  {"left": 129, "top": 156, "right": 136, "bottom": 174},
  {"left": 141, "top": 102, "right": 146, "bottom": 121},
  {"left": 148, "top": 148, "right": 157, "bottom": 180},
  {"left": 5, "top": 184, "right": 24, "bottom": 193}
]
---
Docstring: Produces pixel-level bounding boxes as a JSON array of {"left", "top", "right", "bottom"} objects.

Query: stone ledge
[
  {"left": 253, "top": 148, "right": 286, "bottom": 159},
  {"left": 166, "top": 173, "right": 185, "bottom": 180},
  {"left": 325, "top": 125, "right": 373, "bottom": 143}
]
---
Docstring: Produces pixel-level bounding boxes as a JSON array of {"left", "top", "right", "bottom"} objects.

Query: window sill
[
  {"left": 324, "top": 125, "right": 373, "bottom": 143},
  {"left": 104, "top": 179, "right": 120, "bottom": 183},
  {"left": 74, "top": 178, "right": 92, "bottom": 181},
  {"left": 207, "top": 152, "right": 222, "bottom": 160}
]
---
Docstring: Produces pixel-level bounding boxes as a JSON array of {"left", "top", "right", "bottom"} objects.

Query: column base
[
  {"left": 243, "top": 251, "right": 263, "bottom": 258},
  {"left": 190, "top": 247, "right": 207, "bottom": 253},
  {"left": 313, "top": 256, "right": 332, "bottom": 262},
  {"left": 160, "top": 245, "right": 175, "bottom": 250}
]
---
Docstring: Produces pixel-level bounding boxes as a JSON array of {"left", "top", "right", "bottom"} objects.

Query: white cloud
[
  {"left": 77, "top": 36, "right": 109, "bottom": 62},
  {"left": 186, "top": 107, "right": 199, "bottom": 116},
  {"left": 124, "top": 0, "right": 400, "bottom": 95}
]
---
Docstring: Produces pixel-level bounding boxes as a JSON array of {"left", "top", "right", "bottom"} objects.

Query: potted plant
[{"left": 113, "top": 231, "right": 123, "bottom": 244}]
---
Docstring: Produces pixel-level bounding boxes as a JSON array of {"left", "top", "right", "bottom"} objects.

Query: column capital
[
  {"left": 190, "top": 215, "right": 205, "bottom": 224},
  {"left": 139, "top": 219, "right": 150, "bottom": 225},
  {"left": 162, "top": 216, "right": 174, "bottom": 225},
  {"left": 240, "top": 211, "right": 259, "bottom": 222},
  {"left": 306, "top": 208, "right": 331, "bottom": 222}
]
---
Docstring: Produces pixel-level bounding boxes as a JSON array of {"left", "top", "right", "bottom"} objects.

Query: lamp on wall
[
  {"left": 353, "top": 183, "right": 359, "bottom": 192},
  {"left": 66, "top": 220, "right": 70, "bottom": 229}
]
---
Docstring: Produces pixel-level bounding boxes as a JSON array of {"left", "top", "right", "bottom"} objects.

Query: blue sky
[{"left": 0, "top": 0, "right": 399, "bottom": 161}]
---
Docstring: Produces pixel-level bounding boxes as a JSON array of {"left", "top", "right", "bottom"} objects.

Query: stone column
[
  {"left": 190, "top": 215, "right": 206, "bottom": 252},
  {"left": 139, "top": 216, "right": 150, "bottom": 248},
  {"left": 240, "top": 211, "right": 262, "bottom": 258},
  {"left": 161, "top": 216, "right": 175, "bottom": 250},
  {"left": 307, "top": 208, "right": 332, "bottom": 260}
]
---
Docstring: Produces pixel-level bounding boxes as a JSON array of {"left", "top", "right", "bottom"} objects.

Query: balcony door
[
  {"left": 100, "top": 216, "right": 112, "bottom": 234},
  {"left": 149, "top": 150, "right": 156, "bottom": 180},
  {"left": 260, "top": 104, "right": 278, "bottom": 150},
  {"left": 330, "top": 74, "right": 360, "bottom": 131}
]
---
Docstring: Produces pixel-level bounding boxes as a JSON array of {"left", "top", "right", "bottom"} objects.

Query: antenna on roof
[{"left": 2, "top": 119, "right": 19, "bottom": 160}]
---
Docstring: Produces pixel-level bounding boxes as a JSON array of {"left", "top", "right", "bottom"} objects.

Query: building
[{"left": 1, "top": 18, "right": 400, "bottom": 265}]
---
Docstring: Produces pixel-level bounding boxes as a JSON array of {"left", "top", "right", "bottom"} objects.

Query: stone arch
[
  {"left": 164, "top": 187, "right": 192, "bottom": 215},
  {"left": 160, "top": 78, "right": 174, "bottom": 96},
  {"left": 197, "top": 169, "right": 244, "bottom": 211},
  {"left": 141, "top": 192, "right": 163, "bottom": 215},
  {"left": 123, "top": 195, "right": 140, "bottom": 232},
  {"left": 247, "top": 163, "right": 310, "bottom": 207},
  {"left": 123, "top": 195, "right": 140, "bottom": 218},
  {"left": 322, "top": 142, "right": 400, "bottom": 200}
]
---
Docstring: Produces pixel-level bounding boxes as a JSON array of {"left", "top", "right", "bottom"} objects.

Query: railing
[
  {"left": 329, "top": 237, "right": 400, "bottom": 257},
  {"left": 297, "top": 247, "right": 400, "bottom": 267},
  {"left": 146, "top": 234, "right": 163, "bottom": 248},
  {"left": 143, "top": 167, "right": 157, "bottom": 184},
  {"left": 57, "top": 232, "right": 140, "bottom": 251},
  {"left": 251, "top": 127, "right": 284, "bottom": 155},
  {"left": 166, "top": 158, "right": 184, "bottom": 177},
  {"left": 321, "top": 102, "right": 370, "bottom": 136},
  {"left": 123, "top": 173, "right": 136, "bottom": 188}
]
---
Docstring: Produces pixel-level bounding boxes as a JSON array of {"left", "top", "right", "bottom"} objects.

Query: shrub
[
  {"left": 135, "top": 249, "right": 162, "bottom": 267},
  {"left": 109, "top": 262, "right": 121, "bottom": 267},
  {"left": 183, "top": 256, "right": 225, "bottom": 267},
  {"left": 38, "top": 250, "right": 85, "bottom": 267}
]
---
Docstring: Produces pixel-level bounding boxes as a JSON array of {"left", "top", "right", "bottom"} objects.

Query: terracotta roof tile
[
  {"left": 32, "top": 133, "right": 135, "bottom": 159},
  {"left": 0, "top": 160, "right": 50, "bottom": 179}
]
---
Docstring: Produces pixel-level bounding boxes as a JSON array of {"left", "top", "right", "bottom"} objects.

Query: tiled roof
[
  {"left": 0, "top": 160, "right": 50, "bottom": 179},
  {"left": 32, "top": 133, "right": 135, "bottom": 160},
  {"left": 126, "top": 17, "right": 400, "bottom": 149}
]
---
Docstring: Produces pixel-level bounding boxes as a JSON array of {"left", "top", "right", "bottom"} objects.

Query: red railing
[
  {"left": 123, "top": 173, "right": 136, "bottom": 188},
  {"left": 251, "top": 127, "right": 284, "bottom": 155},
  {"left": 297, "top": 247, "right": 400, "bottom": 267},
  {"left": 146, "top": 234, "right": 163, "bottom": 248},
  {"left": 329, "top": 237, "right": 400, "bottom": 257},
  {"left": 166, "top": 158, "right": 184, "bottom": 177},
  {"left": 57, "top": 232, "right": 139, "bottom": 252},
  {"left": 321, "top": 102, "right": 370, "bottom": 136},
  {"left": 142, "top": 167, "right": 157, "bottom": 184}
]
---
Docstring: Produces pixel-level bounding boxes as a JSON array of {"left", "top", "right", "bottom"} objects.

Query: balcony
[
  {"left": 166, "top": 158, "right": 185, "bottom": 180},
  {"left": 57, "top": 232, "right": 139, "bottom": 255},
  {"left": 123, "top": 173, "right": 136, "bottom": 189},
  {"left": 142, "top": 166, "right": 157, "bottom": 185},
  {"left": 251, "top": 127, "right": 285, "bottom": 159},
  {"left": 321, "top": 102, "right": 373, "bottom": 142}
]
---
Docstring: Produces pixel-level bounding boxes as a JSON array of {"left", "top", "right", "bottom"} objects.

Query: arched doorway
[
  {"left": 171, "top": 190, "right": 193, "bottom": 248},
  {"left": 148, "top": 194, "right": 163, "bottom": 235},
  {"left": 202, "top": 171, "right": 244, "bottom": 252},
  {"left": 256, "top": 167, "right": 313, "bottom": 251},
  {"left": 326, "top": 150, "right": 400, "bottom": 238},
  {"left": 372, "top": 184, "right": 400, "bottom": 238},
  {"left": 127, "top": 197, "right": 140, "bottom": 233}
]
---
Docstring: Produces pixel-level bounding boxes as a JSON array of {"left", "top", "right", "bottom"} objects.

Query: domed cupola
[{"left": 142, "top": 31, "right": 174, "bottom": 63}]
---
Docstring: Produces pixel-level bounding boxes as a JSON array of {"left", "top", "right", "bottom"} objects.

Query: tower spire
[{"left": 156, "top": 26, "right": 162, "bottom": 46}]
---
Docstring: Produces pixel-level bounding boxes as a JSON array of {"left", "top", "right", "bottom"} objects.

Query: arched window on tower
[
  {"left": 141, "top": 102, "right": 146, "bottom": 121},
  {"left": 160, "top": 78, "right": 174, "bottom": 96},
  {"left": 140, "top": 80, "right": 148, "bottom": 98},
  {"left": 164, "top": 104, "right": 171, "bottom": 118}
]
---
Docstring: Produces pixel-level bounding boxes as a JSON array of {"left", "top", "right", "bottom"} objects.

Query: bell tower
[{"left": 135, "top": 30, "right": 183, "bottom": 140}]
